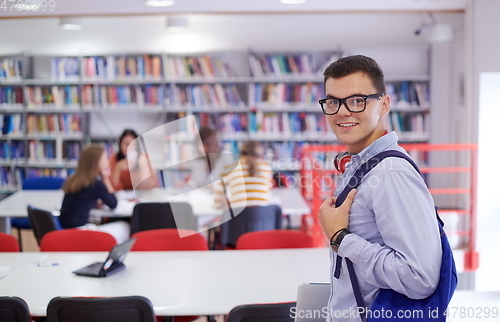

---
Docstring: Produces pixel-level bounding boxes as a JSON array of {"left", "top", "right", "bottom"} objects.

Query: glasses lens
[
  {"left": 322, "top": 98, "right": 339, "bottom": 114},
  {"left": 345, "top": 96, "right": 366, "bottom": 112}
]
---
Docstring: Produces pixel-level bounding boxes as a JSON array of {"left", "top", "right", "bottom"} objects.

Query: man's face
[{"left": 324, "top": 72, "right": 390, "bottom": 154}]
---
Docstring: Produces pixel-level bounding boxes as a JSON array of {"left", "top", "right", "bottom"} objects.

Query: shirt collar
[{"left": 348, "top": 131, "right": 399, "bottom": 167}]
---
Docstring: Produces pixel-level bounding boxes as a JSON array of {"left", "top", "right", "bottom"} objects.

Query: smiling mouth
[{"left": 338, "top": 123, "right": 358, "bottom": 128}]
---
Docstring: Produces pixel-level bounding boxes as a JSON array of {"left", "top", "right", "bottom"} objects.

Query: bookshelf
[{"left": 0, "top": 49, "right": 432, "bottom": 191}]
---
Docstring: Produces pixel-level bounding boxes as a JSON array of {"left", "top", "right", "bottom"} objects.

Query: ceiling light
[
  {"left": 280, "top": 0, "right": 307, "bottom": 4},
  {"left": 145, "top": 0, "right": 175, "bottom": 7},
  {"left": 60, "top": 18, "right": 83, "bottom": 31},
  {"left": 166, "top": 17, "right": 188, "bottom": 31}
]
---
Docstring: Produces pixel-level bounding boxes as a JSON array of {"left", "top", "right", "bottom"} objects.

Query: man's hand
[{"left": 318, "top": 189, "right": 357, "bottom": 241}]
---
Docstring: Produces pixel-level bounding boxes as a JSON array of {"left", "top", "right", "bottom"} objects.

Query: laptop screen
[{"left": 101, "top": 238, "right": 136, "bottom": 272}]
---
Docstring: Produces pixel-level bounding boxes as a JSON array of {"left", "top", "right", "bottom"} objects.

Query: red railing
[{"left": 300, "top": 143, "right": 479, "bottom": 272}]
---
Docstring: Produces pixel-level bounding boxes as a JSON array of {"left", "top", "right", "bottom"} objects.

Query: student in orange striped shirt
[{"left": 214, "top": 141, "right": 274, "bottom": 210}]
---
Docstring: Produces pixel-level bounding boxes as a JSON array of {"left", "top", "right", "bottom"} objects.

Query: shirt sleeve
[
  {"left": 338, "top": 166, "right": 442, "bottom": 299},
  {"left": 93, "top": 180, "right": 118, "bottom": 209}
]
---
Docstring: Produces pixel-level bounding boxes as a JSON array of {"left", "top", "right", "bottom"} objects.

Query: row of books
[
  {"left": 249, "top": 82, "right": 324, "bottom": 107},
  {"left": 386, "top": 82, "right": 431, "bottom": 108},
  {"left": 25, "top": 140, "right": 81, "bottom": 162},
  {"left": 82, "top": 85, "right": 164, "bottom": 107},
  {"left": 0, "top": 58, "right": 22, "bottom": 80},
  {"left": 0, "top": 114, "right": 23, "bottom": 135},
  {"left": 25, "top": 86, "right": 80, "bottom": 108},
  {"left": 28, "top": 140, "right": 57, "bottom": 161},
  {"left": 51, "top": 57, "right": 80, "bottom": 80},
  {"left": 0, "top": 141, "right": 25, "bottom": 161},
  {"left": 0, "top": 87, "right": 23, "bottom": 105},
  {"left": 249, "top": 53, "right": 339, "bottom": 77},
  {"left": 25, "top": 114, "right": 82, "bottom": 135},
  {"left": 387, "top": 111, "right": 428, "bottom": 134},
  {"left": 168, "top": 84, "right": 245, "bottom": 108},
  {"left": 23, "top": 168, "right": 73, "bottom": 180},
  {"left": 82, "top": 55, "right": 163, "bottom": 80},
  {"left": 249, "top": 54, "right": 314, "bottom": 77},
  {"left": 248, "top": 111, "right": 329, "bottom": 137},
  {"left": 165, "top": 55, "right": 237, "bottom": 79}
]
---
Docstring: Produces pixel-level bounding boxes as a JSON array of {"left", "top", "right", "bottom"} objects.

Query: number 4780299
[{"left": 1, "top": 0, "right": 55, "bottom": 11}]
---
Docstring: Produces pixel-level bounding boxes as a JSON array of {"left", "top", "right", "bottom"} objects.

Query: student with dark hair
[
  {"left": 59, "top": 144, "right": 130, "bottom": 243},
  {"left": 110, "top": 129, "right": 138, "bottom": 191},
  {"left": 317, "top": 55, "right": 442, "bottom": 321},
  {"left": 188, "top": 126, "right": 231, "bottom": 189},
  {"left": 214, "top": 140, "right": 273, "bottom": 209},
  {"left": 110, "top": 129, "right": 157, "bottom": 191}
]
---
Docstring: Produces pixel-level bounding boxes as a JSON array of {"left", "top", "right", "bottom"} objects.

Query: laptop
[
  {"left": 73, "top": 238, "right": 136, "bottom": 278},
  {"left": 294, "top": 283, "right": 331, "bottom": 322}
]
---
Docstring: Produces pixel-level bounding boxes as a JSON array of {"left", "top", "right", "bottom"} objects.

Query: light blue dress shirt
[{"left": 326, "top": 131, "right": 442, "bottom": 321}]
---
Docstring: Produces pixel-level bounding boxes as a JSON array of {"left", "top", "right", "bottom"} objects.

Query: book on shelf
[
  {"left": 387, "top": 81, "right": 430, "bottom": 109},
  {"left": 26, "top": 114, "right": 81, "bottom": 135},
  {"left": 0, "top": 114, "right": 24, "bottom": 135},
  {"left": 0, "top": 167, "right": 15, "bottom": 190},
  {"left": 165, "top": 55, "right": 236, "bottom": 79},
  {"left": 0, "top": 58, "right": 22, "bottom": 80},
  {"left": 25, "top": 86, "right": 80, "bottom": 109},
  {"left": 249, "top": 53, "right": 314, "bottom": 77},
  {"left": 248, "top": 111, "right": 328, "bottom": 138},
  {"left": 0, "top": 87, "right": 23, "bottom": 105},
  {"left": 51, "top": 57, "right": 79, "bottom": 80},
  {"left": 82, "top": 55, "right": 163, "bottom": 80},
  {"left": 250, "top": 82, "right": 323, "bottom": 108},
  {"left": 169, "top": 84, "right": 244, "bottom": 109}
]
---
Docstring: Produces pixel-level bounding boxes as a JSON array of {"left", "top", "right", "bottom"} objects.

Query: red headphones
[
  {"left": 334, "top": 130, "right": 390, "bottom": 173},
  {"left": 334, "top": 152, "right": 354, "bottom": 173}
]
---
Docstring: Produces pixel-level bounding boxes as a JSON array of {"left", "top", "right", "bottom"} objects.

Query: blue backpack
[{"left": 335, "top": 150, "right": 458, "bottom": 322}]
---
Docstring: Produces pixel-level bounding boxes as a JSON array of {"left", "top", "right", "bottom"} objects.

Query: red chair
[
  {"left": 0, "top": 232, "right": 20, "bottom": 252},
  {"left": 40, "top": 229, "right": 117, "bottom": 252},
  {"left": 130, "top": 229, "right": 207, "bottom": 322},
  {"left": 235, "top": 230, "right": 315, "bottom": 250},
  {"left": 131, "top": 228, "right": 208, "bottom": 251}
]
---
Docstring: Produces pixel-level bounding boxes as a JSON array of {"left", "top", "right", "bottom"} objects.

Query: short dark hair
[
  {"left": 198, "top": 126, "right": 216, "bottom": 145},
  {"left": 323, "top": 55, "right": 386, "bottom": 94}
]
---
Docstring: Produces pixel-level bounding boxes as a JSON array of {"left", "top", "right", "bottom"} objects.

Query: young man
[{"left": 317, "top": 55, "right": 441, "bottom": 321}]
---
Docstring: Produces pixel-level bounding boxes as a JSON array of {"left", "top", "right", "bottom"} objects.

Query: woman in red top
[{"left": 110, "top": 129, "right": 138, "bottom": 191}]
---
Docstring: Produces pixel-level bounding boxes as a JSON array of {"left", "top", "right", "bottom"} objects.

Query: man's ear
[{"left": 380, "top": 94, "right": 390, "bottom": 117}]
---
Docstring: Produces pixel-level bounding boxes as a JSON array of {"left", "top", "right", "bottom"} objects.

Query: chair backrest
[
  {"left": 0, "top": 296, "right": 31, "bottom": 322},
  {"left": 131, "top": 228, "right": 208, "bottom": 251},
  {"left": 235, "top": 230, "right": 314, "bottom": 250},
  {"left": 40, "top": 229, "right": 117, "bottom": 252},
  {"left": 0, "top": 233, "right": 20, "bottom": 252},
  {"left": 227, "top": 302, "right": 296, "bottom": 322},
  {"left": 219, "top": 205, "right": 282, "bottom": 249},
  {"left": 46, "top": 296, "right": 156, "bottom": 322},
  {"left": 130, "top": 202, "right": 197, "bottom": 235},
  {"left": 22, "top": 177, "right": 65, "bottom": 190},
  {"left": 27, "top": 205, "right": 60, "bottom": 246}
]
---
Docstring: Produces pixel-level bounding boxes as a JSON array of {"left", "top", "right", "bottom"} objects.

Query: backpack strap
[{"left": 334, "top": 150, "right": 429, "bottom": 322}]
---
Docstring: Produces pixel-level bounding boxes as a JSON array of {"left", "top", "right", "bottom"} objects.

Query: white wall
[{"left": 471, "top": 0, "right": 500, "bottom": 292}]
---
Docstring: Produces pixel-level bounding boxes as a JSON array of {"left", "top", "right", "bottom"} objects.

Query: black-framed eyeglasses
[{"left": 318, "top": 93, "right": 384, "bottom": 115}]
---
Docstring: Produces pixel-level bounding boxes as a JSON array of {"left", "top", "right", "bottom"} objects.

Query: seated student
[
  {"left": 110, "top": 129, "right": 138, "bottom": 191},
  {"left": 188, "top": 126, "right": 233, "bottom": 189},
  {"left": 214, "top": 140, "right": 274, "bottom": 209},
  {"left": 110, "top": 129, "right": 158, "bottom": 191},
  {"left": 59, "top": 144, "right": 130, "bottom": 244}
]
